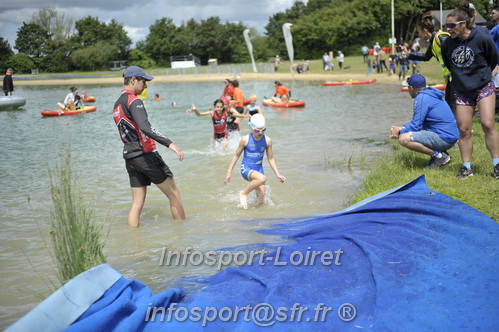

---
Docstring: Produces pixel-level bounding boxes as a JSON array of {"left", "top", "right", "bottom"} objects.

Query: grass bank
[
  {"left": 49, "top": 150, "right": 106, "bottom": 283},
  {"left": 349, "top": 118, "right": 499, "bottom": 222}
]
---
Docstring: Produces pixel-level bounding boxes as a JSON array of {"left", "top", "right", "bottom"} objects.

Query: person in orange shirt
[
  {"left": 271, "top": 81, "right": 291, "bottom": 103},
  {"left": 232, "top": 79, "right": 245, "bottom": 114}
]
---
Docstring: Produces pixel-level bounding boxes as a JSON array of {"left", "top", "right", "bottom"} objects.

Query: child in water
[
  {"left": 224, "top": 114, "right": 286, "bottom": 209},
  {"left": 243, "top": 94, "right": 263, "bottom": 118},
  {"left": 191, "top": 99, "right": 248, "bottom": 144}
]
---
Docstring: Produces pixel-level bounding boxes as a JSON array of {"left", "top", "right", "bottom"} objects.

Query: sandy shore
[{"left": 14, "top": 72, "right": 402, "bottom": 86}]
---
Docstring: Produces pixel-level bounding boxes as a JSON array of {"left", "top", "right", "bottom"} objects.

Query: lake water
[{"left": 0, "top": 79, "right": 412, "bottom": 327}]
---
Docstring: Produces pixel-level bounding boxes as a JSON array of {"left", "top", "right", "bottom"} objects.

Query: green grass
[
  {"left": 349, "top": 118, "right": 499, "bottom": 222},
  {"left": 16, "top": 52, "right": 446, "bottom": 83},
  {"left": 49, "top": 150, "right": 106, "bottom": 283}
]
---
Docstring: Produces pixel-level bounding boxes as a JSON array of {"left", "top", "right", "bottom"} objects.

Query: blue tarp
[{"left": 8, "top": 176, "right": 499, "bottom": 331}]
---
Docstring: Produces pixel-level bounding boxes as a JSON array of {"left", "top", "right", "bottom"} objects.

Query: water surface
[{"left": 0, "top": 79, "right": 411, "bottom": 327}]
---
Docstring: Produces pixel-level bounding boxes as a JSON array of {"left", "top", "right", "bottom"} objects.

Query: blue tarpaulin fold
[{"left": 8, "top": 175, "right": 499, "bottom": 331}]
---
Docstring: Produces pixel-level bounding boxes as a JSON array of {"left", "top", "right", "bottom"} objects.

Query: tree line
[{"left": 0, "top": 0, "right": 493, "bottom": 74}]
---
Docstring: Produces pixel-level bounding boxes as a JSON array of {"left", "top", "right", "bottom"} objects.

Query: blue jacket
[
  {"left": 399, "top": 87, "right": 459, "bottom": 143},
  {"left": 492, "top": 25, "right": 499, "bottom": 64}
]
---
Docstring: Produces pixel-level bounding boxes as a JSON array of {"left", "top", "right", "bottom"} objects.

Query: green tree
[
  {"left": 223, "top": 22, "right": 249, "bottom": 63},
  {"left": 74, "top": 16, "right": 105, "bottom": 47},
  {"left": 71, "top": 41, "right": 118, "bottom": 71},
  {"left": 261, "top": 0, "right": 465, "bottom": 59},
  {"left": 175, "top": 19, "right": 200, "bottom": 56},
  {"left": 128, "top": 49, "right": 156, "bottom": 68},
  {"left": 291, "top": 0, "right": 391, "bottom": 58},
  {"left": 107, "top": 19, "right": 132, "bottom": 59},
  {"left": 0, "top": 37, "right": 14, "bottom": 70},
  {"left": 30, "top": 6, "right": 73, "bottom": 43},
  {"left": 39, "top": 39, "right": 73, "bottom": 72},
  {"left": 194, "top": 17, "right": 229, "bottom": 64},
  {"left": 73, "top": 16, "right": 131, "bottom": 56},
  {"left": 6, "top": 53, "right": 35, "bottom": 74},
  {"left": 142, "top": 18, "right": 180, "bottom": 66},
  {"left": 264, "top": 1, "right": 307, "bottom": 60},
  {"left": 15, "top": 22, "right": 51, "bottom": 67}
]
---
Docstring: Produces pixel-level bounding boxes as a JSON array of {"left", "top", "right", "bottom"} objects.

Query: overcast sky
[{"left": 0, "top": 0, "right": 305, "bottom": 50}]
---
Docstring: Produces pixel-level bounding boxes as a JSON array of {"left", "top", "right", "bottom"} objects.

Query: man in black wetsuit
[{"left": 113, "top": 66, "right": 185, "bottom": 227}]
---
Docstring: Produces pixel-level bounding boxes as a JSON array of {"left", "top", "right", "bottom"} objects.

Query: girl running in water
[
  {"left": 224, "top": 114, "right": 286, "bottom": 209},
  {"left": 191, "top": 99, "right": 248, "bottom": 144}
]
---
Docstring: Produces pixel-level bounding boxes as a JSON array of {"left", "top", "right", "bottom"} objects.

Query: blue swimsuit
[{"left": 240, "top": 134, "right": 267, "bottom": 181}]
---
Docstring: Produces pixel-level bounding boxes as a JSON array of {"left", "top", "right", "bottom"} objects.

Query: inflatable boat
[
  {"left": 262, "top": 98, "right": 305, "bottom": 107},
  {"left": 0, "top": 95, "right": 26, "bottom": 109}
]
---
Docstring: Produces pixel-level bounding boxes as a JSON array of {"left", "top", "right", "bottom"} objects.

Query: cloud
[{"left": 0, "top": 0, "right": 305, "bottom": 49}]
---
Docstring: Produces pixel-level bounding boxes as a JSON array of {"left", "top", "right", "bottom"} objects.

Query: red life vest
[
  {"left": 113, "top": 90, "right": 157, "bottom": 157},
  {"left": 212, "top": 110, "right": 228, "bottom": 137}
]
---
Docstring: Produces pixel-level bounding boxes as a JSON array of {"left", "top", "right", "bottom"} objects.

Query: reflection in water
[{"left": 0, "top": 80, "right": 410, "bottom": 327}]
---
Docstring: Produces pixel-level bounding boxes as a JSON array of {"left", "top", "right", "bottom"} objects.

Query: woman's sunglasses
[{"left": 446, "top": 20, "right": 466, "bottom": 29}]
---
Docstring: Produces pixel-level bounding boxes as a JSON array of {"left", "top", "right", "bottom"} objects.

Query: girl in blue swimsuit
[{"left": 224, "top": 114, "right": 286, "bottom": 209}]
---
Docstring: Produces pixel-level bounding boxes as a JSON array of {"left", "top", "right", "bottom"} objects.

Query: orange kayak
[
  {"left": 400, "top": 84, "right": 446, "bottom": 92},
  {"left": 322, "top": 79, "right": 376, "bottom": 86},
  {"left": 41, "top": 106, "right": 97, "bottom": 116},
  {"left": 262, "top": 99, "right": 305, "bottom": 107}
]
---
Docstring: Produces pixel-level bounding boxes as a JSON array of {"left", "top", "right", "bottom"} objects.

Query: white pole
[
  {"left": 391, "top": 0, "right": 395, "bottom": 53},
  {"left": 440, "top": 2, "right": 443, "bottom": 30}
]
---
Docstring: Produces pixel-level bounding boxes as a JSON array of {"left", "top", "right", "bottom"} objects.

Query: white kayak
[{"left": 0, "top": 96, "right": 26, "bottom": 109}]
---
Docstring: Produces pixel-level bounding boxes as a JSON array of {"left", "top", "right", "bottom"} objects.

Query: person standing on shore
[
  {"left": 361, "top": 44, "right": 369, "bottom": 63},
  {"left": 489, "top": 6, "right": 499, "bottom": 114},
  {"left": 3, "top": 68, "right": 14, "bottom": 96},
  {"left": 337, "top": 51, "right": 344, "bottom": 70},
  {"left": 113, "top": 66, "right": 185, "bottom": 227},
  {"left": 403, "top": 12, "right": 455, "bottom": 112},
  {"left": 441, "top": 5, "right": 499, "bottom": 179},
  {"left": 224, "top": 114, "right": 286, "bottom": 209}
]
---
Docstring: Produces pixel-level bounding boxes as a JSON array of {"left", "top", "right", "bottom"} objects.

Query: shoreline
[{"left": 14, "top": 72, "right": 403, "bottom": 86}]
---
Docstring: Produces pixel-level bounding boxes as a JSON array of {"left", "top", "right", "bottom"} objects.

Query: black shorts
[
  {"left": 125, "top": 151, "right": 173, "bottom": 187},
  {"left": 235, "top": 107, "right": 244, "bottom": 114},
  {"left": 214, "top": 132, "right": 227, "bottom": 140}
]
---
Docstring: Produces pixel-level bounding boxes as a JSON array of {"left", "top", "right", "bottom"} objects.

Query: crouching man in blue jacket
[{"left": 390, "top": 73, "right": 459, "bottom": 169}]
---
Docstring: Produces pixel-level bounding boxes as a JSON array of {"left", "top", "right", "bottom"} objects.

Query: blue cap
[
  {"left": 123, "top": 66, "right": 154, "bottom": 81},
  {"left": 407, "top": 73, "right": 426, "bottom": 88}
]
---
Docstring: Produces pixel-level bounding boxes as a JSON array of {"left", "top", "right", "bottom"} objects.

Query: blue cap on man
[
  {"left": 407, "top": 73, "right": 426, "bottom": 88},
  {"left": 123, "top": 66, "right": 154, "bottom": 81}
]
